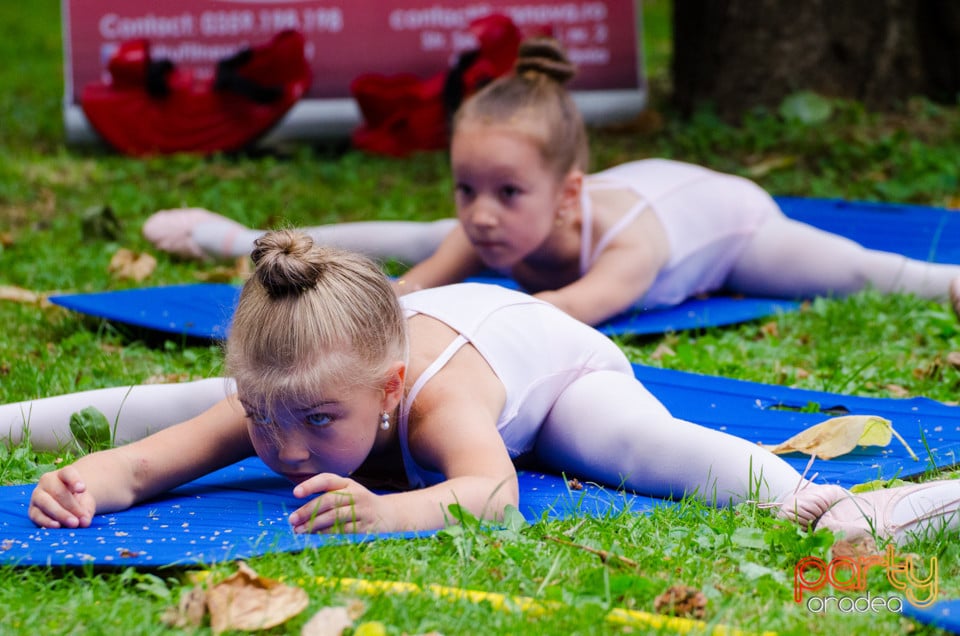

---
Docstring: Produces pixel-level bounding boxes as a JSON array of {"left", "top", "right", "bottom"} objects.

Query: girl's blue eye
[
  {"left": 306, "top": 413, "right": 333, "bottom": 427},
  {"left": 247, "top": 412, "right": 271, "bottom": 425}
]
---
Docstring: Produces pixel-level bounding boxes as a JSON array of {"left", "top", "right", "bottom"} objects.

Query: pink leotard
[
  {"left": 397, "top": 283, "right": 633, "bottom": 487},
  {"left": 581, "top": 159, "right": 782, "bottom": 308}
]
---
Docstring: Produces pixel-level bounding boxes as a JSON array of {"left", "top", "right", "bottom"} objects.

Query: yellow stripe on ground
[{"left": 313, "top": 576, "right": 776, "bottom": 636}]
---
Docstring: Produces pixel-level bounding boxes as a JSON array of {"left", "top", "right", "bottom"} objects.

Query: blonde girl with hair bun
[{"left": 21, "top": 230, "right": 960, "bottom": 544}]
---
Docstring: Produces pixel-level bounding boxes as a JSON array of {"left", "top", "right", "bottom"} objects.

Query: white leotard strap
[
  {"left": 402, "top": 335, "right": 468, "bottom": 414},
  {"left": 397, "top": 334, "right": 469, "bottom": 485},
  {"left": 579, "top": 186, "right": 594, "bottom": 275},
  {"left": 579, "top": 182, "right": 649, "bottom": 274},
  {"left": 590, "top": 204, "right": 646, "bottom": 266}
]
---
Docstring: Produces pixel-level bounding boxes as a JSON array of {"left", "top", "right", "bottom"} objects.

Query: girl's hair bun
[
  {"left": 515, "top": 37, "right": 576, "bottom": 85},
  {"left": 250, "top": 229, "right": 324, "bottom": 298}
]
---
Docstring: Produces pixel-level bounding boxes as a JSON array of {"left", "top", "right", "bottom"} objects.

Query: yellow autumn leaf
[{"left": 758, "top": 414, "right": 918, "bottom": 460}]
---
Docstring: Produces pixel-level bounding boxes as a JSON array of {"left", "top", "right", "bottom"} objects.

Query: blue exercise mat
[
  {"left": 49, "top": 282, "right": 797, "bottom": 340},
  {"left": 902, "top": 599, "right": 960, "bottom": 634},
  {"left": 49, "top": 196, "right": 960, "bottom": 339},
  {"left": 0, "top": 460, "right": 659, "bottom": 568},
  {"left": 1, "top": 363, "right": 957, "bottom": 568},
  {"left": 632, "top": 364, "right": 960, "bottom": 485}
]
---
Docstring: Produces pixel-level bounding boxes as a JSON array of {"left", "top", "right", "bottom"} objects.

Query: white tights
[
  {"left": 726, "top": 216, "right": 960, "bottom": 300},
  {"left": 534, "top": 370, "right": 804, "bottom": 506},
  {"left": 194, "top": 218, "right": 458, "bottom": 264},
  {"left": 0, "top": 378, "right": 235, "bottom": 450}
]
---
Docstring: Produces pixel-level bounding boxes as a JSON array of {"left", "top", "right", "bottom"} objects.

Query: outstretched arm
[
  {"left": 392, "top": 223, "right": 486, "bottom": 294},
  {"left": 535, "top": 212, "right": 670, "bottom": 326},
  {"left": 29, "top": 395, "right": 254, "bottom": 528}
]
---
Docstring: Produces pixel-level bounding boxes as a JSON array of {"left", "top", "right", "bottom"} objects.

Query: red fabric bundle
[
  {"left": 350, "top": 14, "right": 524, "bottom": 156},
  {"left": 81, "top": 30, "right": 311, "bottom": 156}
]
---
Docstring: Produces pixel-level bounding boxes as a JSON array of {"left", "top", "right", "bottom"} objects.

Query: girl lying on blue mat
[
  {"left": 11, "top": 230, "right": 960, "bottom": 543},
  {"left": 144, "top": 38, "right": 960, "bottom": 327}
]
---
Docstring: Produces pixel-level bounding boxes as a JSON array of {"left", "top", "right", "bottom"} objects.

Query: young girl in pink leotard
[
  {"left": 18, "top": 230, "right": 960, "bottom": 543},
  {"left": 143, "top": 38, "right": 960, "bottom": 327}
]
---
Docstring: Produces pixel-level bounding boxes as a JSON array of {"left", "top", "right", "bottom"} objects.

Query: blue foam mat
[
  {"left": 49, "top": 282, "right": 798, "bottom": 340},
  {"left": 0, "top": 459, "right": 658, "bottom": 568},
  {"left": 2, "top": 363, "right": 958, "bottom": 568},
  {"left": 50, "top": 197, "right": 960, "bottom": 339},
  {"left": 632, "top": 364, "right": 960, "bottom": 486},
  {"left": 902, "top": 599, "right": 960, "bottom": 634}
]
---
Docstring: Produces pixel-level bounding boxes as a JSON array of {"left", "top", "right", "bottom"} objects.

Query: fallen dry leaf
[
  {"left": 831, "top": 536, "right": 880, "bottom": 559},
  {"left": 744, "top": 155, "right": 797, "bottom": 178},
  {"left": 194, "top": 256, "right": 251, "bottom": 282},
  {"left": 947, "top": 351, "right": 960, "bottom": 369},
  {"left": 759, "top": 414, "right": 918, "bottom": 460},
  {"left": 108, "top": 248, "right": 157, "bottom": 281},
  {"left": 653, "top": 585, "right": 707, "bottom": 619},
  {"left": 0, "top": 285, "right": 46, "bottom": 304},
  {"left": 206, "top": 561, "right": 309, "bottom": 635},
  {"left": 759, "top": 320, "right": 779, "bottom": 337},
  {"left": 161, "top": 585, "right": 208, "bottom": 629},
  {"left": 885, "top": 383, "right": 911, "bottom": 398},
  {"left": 300, "top": 606, "right": 354, "bottom": 636},
  {"left": 301, "top": 600, "right": 366, "bottom": 636},
  {"left": 650, "top": 343, "right": 675, "bottom": 360}
]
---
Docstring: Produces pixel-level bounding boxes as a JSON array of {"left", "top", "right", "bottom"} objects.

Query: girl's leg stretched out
[
  {"left": 725, "top": 216, "right": 960, "bottom": 302},
  {"left": 1, "top": 378, "right": 235, "bottom": 451},
  {"left": 535, "top": 370, "right": 960, "bottom": 545},
  {"left": 533, "top": 370, "right": 803, "bottom": 506},
  {"left": 143, "top": 208, "right": 457, "bottom": 263}
]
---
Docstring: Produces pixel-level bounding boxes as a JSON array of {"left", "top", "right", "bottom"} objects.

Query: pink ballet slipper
[
  {"left": 812, "top": 480, "right": 960, "bottom": 545},
  {"left": 142, "top": 208, "right": 246, "bottom": 260}
]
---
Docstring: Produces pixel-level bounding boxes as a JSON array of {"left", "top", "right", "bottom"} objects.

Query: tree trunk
[{"left": 671, "top": 0, "right": 960, "bottom": 120}]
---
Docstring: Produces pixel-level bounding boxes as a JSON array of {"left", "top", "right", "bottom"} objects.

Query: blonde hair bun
[
  {"left": 514, "top": 37, "right": 576, "bottom": 85},
  {"left": 250, "top": 229, "right": 325, "bottom": 299}
]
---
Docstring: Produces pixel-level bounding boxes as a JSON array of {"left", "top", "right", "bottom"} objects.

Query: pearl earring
[{"left": 380, "top": 411, "right": 391, "bottom": 431}]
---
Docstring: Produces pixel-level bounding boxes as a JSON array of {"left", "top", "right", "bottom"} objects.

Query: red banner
[{"left": 63, "top": 0, "right": 642, "bottom": 103}]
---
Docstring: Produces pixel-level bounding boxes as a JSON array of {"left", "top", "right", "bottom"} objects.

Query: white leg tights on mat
[
  {"left": 726, "top": 217, "right": 960, "bottom": 300},
  {"left": 194, "top": 218, "right": 458, "bottom": 263},
  {"left": 533, "top": 370, "right": 804, "bottom": 506},
  {"left": 1, "top": 378, "right": 236, "bottom": 451}
]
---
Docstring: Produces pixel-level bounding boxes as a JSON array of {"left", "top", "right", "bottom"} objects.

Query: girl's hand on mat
[
  {"left": 28, "top": 466, "right": 96, "bottom": 529},
  {"left": 289, "top": 473, "right": 387, "bottom": 534}
]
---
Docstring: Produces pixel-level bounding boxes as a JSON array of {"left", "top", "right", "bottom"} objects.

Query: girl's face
[
  {"left": 451, "top": 122, "right": 576, "bottom": 270},
  {"left": 242, "top": 382, "right": 387, "bottom": 484}
]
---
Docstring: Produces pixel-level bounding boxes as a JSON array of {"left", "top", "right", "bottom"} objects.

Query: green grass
[{"left": 2, "top": 2, "right": 960, "bottom": 634}]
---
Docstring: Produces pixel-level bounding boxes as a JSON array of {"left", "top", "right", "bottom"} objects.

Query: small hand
[
  {"left": 28, "top": 466, "right": 96, "bottom": 529},
  {"left": 289, "top": 473, "right": 389, "bottom": 534}
]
